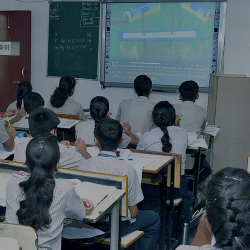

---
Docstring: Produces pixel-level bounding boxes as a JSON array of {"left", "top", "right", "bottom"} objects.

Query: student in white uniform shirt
[
  {"left": 116, "top": 74, "right": 155, "bottom": 134},
  {"left": 137, "top": 101, "right": 188, "bottom": 210},
  {"left": 0, "top": 119, "right": 16, "bottom": 152},
  {"left": 75, "top": 96, "right": 139, "bottom": 148},
  {"left": 14, "top": 108, "right": 91, "bottom": 168},
  {"left": 47, "top": 75, "right": 86, "bottom": 120},
  {"left": 6, "top": 134, "right": 93, "bottom": 250},
  {"left": 176, "top": 167, "right": 250, "bottom": 250}
]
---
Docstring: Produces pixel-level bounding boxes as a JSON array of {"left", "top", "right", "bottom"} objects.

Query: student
[
  {"left": 14, "top": 108, "right": 91, "bottom": 168},
  {"left": 24, "top": 92, "right": 45, "bottom": 114},
  {"left": 0, "top": 120, "right": 16, "bottom": 151},
  {"left": 0, "top": 109, "right": 17, "bottom": 119},
  {"left": 174, "top": 80, "right": 211, "bottom": 183},
  {"left": 47, "top": 75, "right": 85, "bottom": 120},
  {"left": 176, "top": 167, "right": 250, "bottom": 250},
  {"left": 136, "top": 101, "right": 188, "bottom": 209},
  {"left": 5, "top": 134, "right": 93, "bottom": 250},
  {"left": 116, "top": 74, "right": 155, "bottom": 134},
  {"left": 79, "top": 118, "right": 160, "bottom": 250},
  {"left": 173, "top": 80, "right": 207, "bottom": 135},
  {"left": 6, "top": 81, "right": 32, "bottom": 111},
  {"left": 75, "top": 96, "right": 139, "bottom": 148}
]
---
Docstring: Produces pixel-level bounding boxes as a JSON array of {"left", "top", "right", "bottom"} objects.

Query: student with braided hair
[
  {"left": 47, "top": 75, "right": 86, "bottom": 120},
  {"left": 6, "top": 81, "right": 32, "bottom": 111},
  {"left": 5, "top": 134, "right": 93, "bottom": 250},
  {"left": 75, "top": 96, "right": 139, "bottom": 148},
  {"left": 177, "top": 167, "right": 250, "bottom": 250},
  {"left": 137, "top": 101, "right": 188, "bottom": 209}
]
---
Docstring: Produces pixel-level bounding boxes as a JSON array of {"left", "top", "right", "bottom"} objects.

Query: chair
[{"left": 0, "top": 223, "right": 38, "bottom": 250}]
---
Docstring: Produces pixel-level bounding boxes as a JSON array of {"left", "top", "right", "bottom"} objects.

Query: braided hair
[
  {"left": 90, "top": 96, "right": 109, "bottom": 129},
  {"left": 16, "top": 134, "right": 60, "bottom": 231},
  {"left": 16, "top": 81, "right": 32, "bottom": 109},
  {"left": 50, "top": 75, "right": 76, "bottom": 108},
  {"left": 206, "top": 167, "right": 250, "bottom": 250},
  {"left": 152, "top": 101, "right": 176, "bottom": 152}
]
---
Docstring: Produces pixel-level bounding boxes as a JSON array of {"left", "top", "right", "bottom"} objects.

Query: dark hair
[
  {"left": 90, "top": 96, "right": 109, "bottom": 128},
  {"left": 16, "top": 134, "right": 60, "bottom": 231},
  {"left": 179, "top": 80, "right": 199, "bottom": 101},
  {"left": 24, "top": 92, "right": 45, "bottom": 114},
  {"left": 16, "top": 81, "right": 32, "bottom": 109},
  {"left": 94, "top": 118, "right": 123, "bottom": 151},
  {"left": 206, "top": 167, "right": 250, "bottom": 250},
  {"left": 50, "top": 75, "right": 76, "bottom": 108},
  {"left": 153, "top": 101, "right": 176, "bottom": 152},
  {"left": 134, "top": 75, "right": 152, "bottom": 96},
  {"left": 28, "top": 108, "right": 60, "bottom": 137}
]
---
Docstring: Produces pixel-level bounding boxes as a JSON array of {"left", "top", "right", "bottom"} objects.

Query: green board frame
[{"left": 48, "top": 2, "right": 100, "bottom": 79}]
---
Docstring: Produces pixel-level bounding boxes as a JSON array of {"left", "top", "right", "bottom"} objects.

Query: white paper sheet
[
  {"left": 203, "top": 127, "right": 220, "bottom": 137},
  {"left": 58, "top": 118, "right": 80, "bottom": 129}
]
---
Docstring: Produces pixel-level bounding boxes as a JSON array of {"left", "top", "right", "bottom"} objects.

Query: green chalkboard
[{"left": 48, "top": 2, "right": 100, "bottom": 79}]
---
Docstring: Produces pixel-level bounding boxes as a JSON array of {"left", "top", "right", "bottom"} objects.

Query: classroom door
[{"left": 0, "top": 11, "right": 31, "bottom": 111}]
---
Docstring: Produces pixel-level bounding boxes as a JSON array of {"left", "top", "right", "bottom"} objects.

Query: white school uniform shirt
[
  {"left": 0, "top": 119, "right": 9, "bottom": 144},
  {"left": 5, "top": 177, "right": 86, "bottom": 250},
  {"left": 173, "top": 101, "right": 207, "bottom": 135},
  {"left": 75, "top": 119, "right": 132, "bottom": 148},
  {"left": 79, "top": 151, "right": 144, "bottom": 208},
  {"left": 14, "top": 139, "right": 86, "bottom": 169},
  {"left": 116, "top": 96, "right": 155, "bottom": 134},
  {"left": 136, "top": 126, "right": 188, "bottom": 175},
  {"left": 47, "top": 97, "right": 86, "bottom": 120}
]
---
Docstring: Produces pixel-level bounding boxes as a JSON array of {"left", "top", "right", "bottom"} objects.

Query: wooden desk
[
  {"left": 0, "top": 160, "right": 127, "bottom": 250},
  {"left": 129, "top": 149, "right": 181, "bottom": 250}
]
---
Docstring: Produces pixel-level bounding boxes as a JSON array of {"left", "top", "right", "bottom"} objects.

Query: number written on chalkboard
[{"left": 48, "top": 2, "right": 100, "bottom": 79}]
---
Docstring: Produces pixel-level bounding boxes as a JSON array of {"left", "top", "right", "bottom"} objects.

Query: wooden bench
[{"left": 99, "top": 230, "right": 144, "bottom": 249}]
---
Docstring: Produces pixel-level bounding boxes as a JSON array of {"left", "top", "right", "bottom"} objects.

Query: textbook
[
  {"left": 58, "top": 118, "right": 80, "bottom": 129},
  {"left": 66, "top": 180, "right": 117, "bottom": 208}
]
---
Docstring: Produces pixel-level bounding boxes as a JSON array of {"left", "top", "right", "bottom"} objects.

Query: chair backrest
[
  {"left": 0, "top": 223, "right": 38, "bottom": 250},
  {"left": 56, "top": 113, "right": 80, "bottom": 120}
]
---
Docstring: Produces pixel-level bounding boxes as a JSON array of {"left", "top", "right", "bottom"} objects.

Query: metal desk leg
[
  {"left": 110, "top": 201, "right": 121, "bottom": 250},
  {"left": 193, "top": 148, "right": 201, "bottom": 198},
  {"left": 166, "top": 162, "right": 175, "bottom": 250},
  {"left": 159, "top": 167, "right": 168, "bottom": 250}
]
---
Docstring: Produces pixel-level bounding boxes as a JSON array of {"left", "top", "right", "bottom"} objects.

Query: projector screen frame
[{"left": 99, "top": 0, "right": 227, "bottom": 93}]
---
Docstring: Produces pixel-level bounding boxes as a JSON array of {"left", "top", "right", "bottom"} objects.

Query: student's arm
[
  {"left": 3, "top": 126, "right": 17, "bottom": 151},
  {"left": 75, "top": 138, "right": 91, "bottom": 159},
  {"left": 4, "top": 109, "right": 17, "bottom": 117},
  {"left": 128, "top": 204, "right": 138, "bottom": 218},
  {"left": 122, "top": 121, "right": 139, "bottom": 146},
  {"left": 192, "top": 212, "right": 213, "bottom": 246},
  {"left": 116, "top": 104, "right": 121, "bottom": 121},
  {"left": 7, "top": 108, "right": 26, "bottom": 125}
]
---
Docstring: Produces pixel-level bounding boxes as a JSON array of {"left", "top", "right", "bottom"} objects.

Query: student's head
[
  {"left": 90, "top": 96, "right": 109, "bottom": 125},
  {"left": 153, "top": 101, "right": 176, "bottom": 152},
  {"left": 179, "top": 80, "right": 199, "bottom": 102},
  {"left": 94, "top": 118, "right": 123, "bottom": 151},
  {"left": 16, "top": 81, "right": 32, "bottom": 109},
  {"left": 50, "top": 75, "right": 76, "bottom": 108},
  {"left": 17, "top": 134, "right": 60, "bottom": 231},
  {"left": 24, "top": 92, "right": 44, "bottom": 114},
  {"left": 28, "top": 108, "right": 60, "bottom": 137},
  {"left": 134, "top": 75, "right": 152, "bottom": 96},
  {"left": 206, "top": 167, "right": 250, "bottom": 249}
]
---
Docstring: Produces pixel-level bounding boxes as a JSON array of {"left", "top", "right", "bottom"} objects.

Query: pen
[
  {"left": 175, "top": 113, "right": 184, "bottom": 122},
  {"left": 7, "top": 117, "right": 11, "bottom": 127}
]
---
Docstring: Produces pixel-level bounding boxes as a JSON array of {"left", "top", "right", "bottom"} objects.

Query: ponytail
[
  {"left": 90, "top": 96, "right": 109, "bottom": 128},
  {"left": 16, "top": 81, "right": 32, "bottom": 109},
  {"left": 16, "top": 134, "right": 60, "bottom": 231},
  {"left": 153, "top": 101, "right": 176, "bottom": 152},
  {"left": 50, "top": 75, "right": 76, "bottom": 108}
]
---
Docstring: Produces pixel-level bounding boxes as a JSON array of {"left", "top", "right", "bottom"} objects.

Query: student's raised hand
[
  {"left": 5, "top": 108, "right": 17, "bottom": 117},
  {"left": 122, "top": 121, "right": 131, "bottom": 133},
  {"left": 81, "top": 198, "right": 94, "bottom": 214},
  {"left": 7, "top": 125, "right": 17, "bottom": 138},
  {"left": 60, "top": 140, "right": 70, "bottom": 148}
]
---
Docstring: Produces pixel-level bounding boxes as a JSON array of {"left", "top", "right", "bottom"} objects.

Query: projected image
[{"left": 105, "top": 2, "right": 220, "bottom": 89}]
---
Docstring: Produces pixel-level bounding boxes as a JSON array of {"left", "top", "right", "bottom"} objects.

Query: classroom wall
[{"left": 1, "top": 0, "right": 247, "bottom": 117}]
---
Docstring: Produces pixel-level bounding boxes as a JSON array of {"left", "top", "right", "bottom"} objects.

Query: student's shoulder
[
  {"left": 54, "top": 178, "right": 76, "bottom": 194},
  {"left": 176, "top": 245, "right": 218, "bottom": 250},
  {"left": 168, "top": 125, "right": 187, "bottom": 135},
  {"left": 67, "top": 97, "right": 83, "bottom": 107}
]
